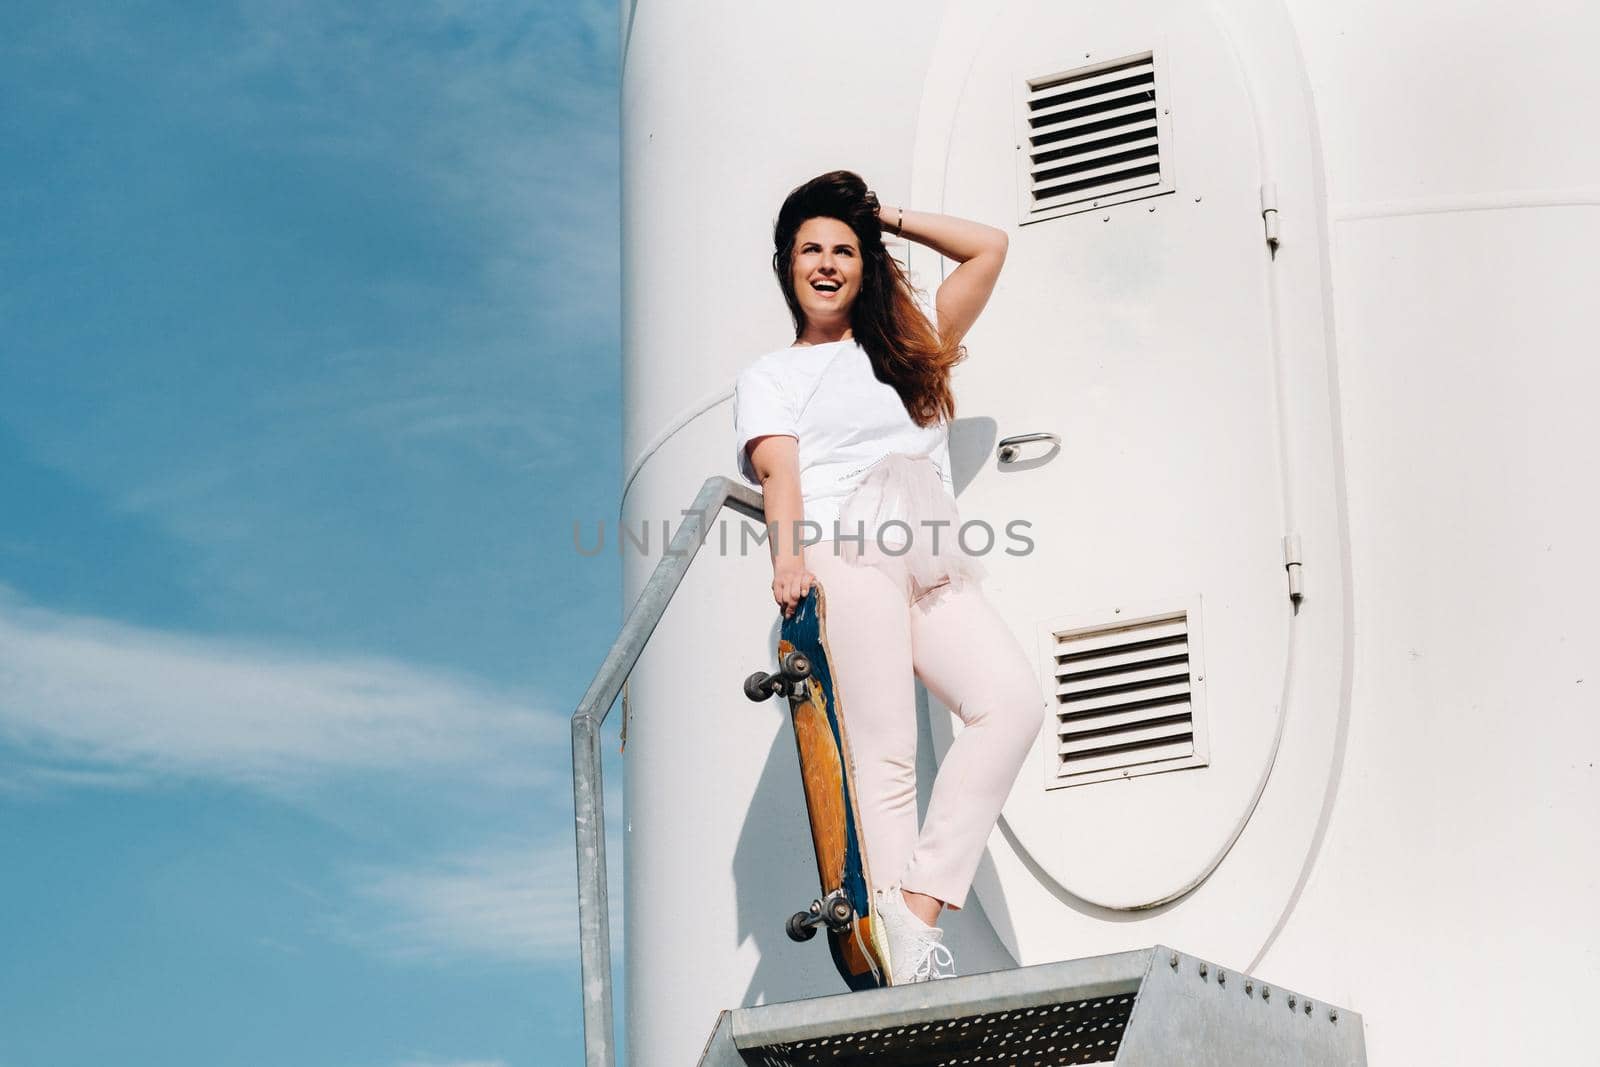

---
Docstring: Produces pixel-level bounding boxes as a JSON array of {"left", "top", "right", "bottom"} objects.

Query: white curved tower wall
[
  {"left": 619, "top": 2, "right": 1600, "bottom": 1063},
  {"left": 1242, "top": 3, "right": 1600, "bottom": 1062}
]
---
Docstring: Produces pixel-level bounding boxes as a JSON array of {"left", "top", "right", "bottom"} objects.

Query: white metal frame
[
  {"left": 1012, "top": 42, "right": 1177, "bottom": 225},
  {"left": 1036, "top": 594, "right": 1211, "bottom": 790}
]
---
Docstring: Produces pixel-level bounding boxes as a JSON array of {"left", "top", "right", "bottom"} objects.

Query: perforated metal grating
[
  {"left": 702, "top": 949, "right": 1367, "bottom": 1067},
  {"left": 744, "top": 993, "right": 1135, "bottom": 1066}
]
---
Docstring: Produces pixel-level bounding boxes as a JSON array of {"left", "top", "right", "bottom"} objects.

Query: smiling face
[{"left": 790, "top": 216, "right": 863, "bottom": 328}]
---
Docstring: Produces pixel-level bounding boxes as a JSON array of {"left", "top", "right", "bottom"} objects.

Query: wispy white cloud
[
  {"left": 216, "top": 0, "right": 619, "bottom": 343},
  {"left": 5, "top": 0, "right": 620, "bottom": 530},
  {"left": 0, "top": 2, "right": 622, "bottom": 988},
  {"left": 0, "top": 586, "right": 620, "bottom": 966},
  {"left": 351, "top": 840, "right": 592, "bottom": 964},
  {"left": 0, "top": 586, "right": 563, "bottom": 792},
  {"left": 344, "top": 764, "right": 624, "bottom": 965},
  {"left": 0, "top": 764, "right": 158, "bottom": 792}
]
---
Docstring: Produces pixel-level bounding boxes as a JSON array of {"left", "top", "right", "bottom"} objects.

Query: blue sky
[{"left": 1, "top": 3, "right": 622, "bottom": 1064}]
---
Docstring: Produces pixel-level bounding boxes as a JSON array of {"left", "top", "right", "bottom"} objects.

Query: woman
[{"left": 733, "top": 171, "right": 1044, "bottom": 985}]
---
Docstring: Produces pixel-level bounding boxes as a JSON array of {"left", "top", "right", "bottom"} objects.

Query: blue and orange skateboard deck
[{"left": 744, "top": 581, "right": 888, "bottom": 991}]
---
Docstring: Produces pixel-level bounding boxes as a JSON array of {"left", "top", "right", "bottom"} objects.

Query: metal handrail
[{"left": 572, "top": 475, "right": 766, "bottom": 1067}]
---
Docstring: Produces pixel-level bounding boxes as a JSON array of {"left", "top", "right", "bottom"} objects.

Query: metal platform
[{"left": 698, "top": 946, "right": 1365, "bottom": 1066}]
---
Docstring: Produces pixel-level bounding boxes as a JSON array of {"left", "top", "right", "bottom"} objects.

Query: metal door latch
[{"left": 998, "top": 432, "right": 1061, "bottom": 463}]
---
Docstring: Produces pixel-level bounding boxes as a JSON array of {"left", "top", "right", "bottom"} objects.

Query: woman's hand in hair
[{"left": 875, "top": 204, "right": 1008, "bottom": 348}]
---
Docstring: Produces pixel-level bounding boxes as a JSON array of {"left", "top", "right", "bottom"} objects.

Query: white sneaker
[{"left": 871, "top": 884, "right": 957, "bottom": 984}]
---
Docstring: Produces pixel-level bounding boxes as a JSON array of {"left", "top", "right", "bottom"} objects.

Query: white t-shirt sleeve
[{"left": 733, "top": 357, "right": 799, "bottom": 486}]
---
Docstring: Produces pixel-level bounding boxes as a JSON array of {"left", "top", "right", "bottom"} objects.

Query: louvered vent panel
[
  {"left": 1017, "top": 50, "right": 1173, "bottom": 221},
  {"left": 1052, "top": 611, "right": 1196, "bottom": 781}
]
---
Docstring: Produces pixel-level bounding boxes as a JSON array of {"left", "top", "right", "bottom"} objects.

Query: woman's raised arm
[{"left": 876, "top": 203, "right": 1008, "bottom": 348}]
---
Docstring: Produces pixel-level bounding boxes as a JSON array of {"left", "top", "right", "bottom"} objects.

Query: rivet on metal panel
[
  {"left": 1305, "top": 1000, "right": 1314, "bottom": 1016},
  {"left": 1195, "top": 196, "right": 1203, "bottom": 203},
  {"left": 1198, "top": 963, "right": 1207, "bottom": 979},
  {"left": 1245, "top": 981, "right": 1254, "bottom": 996},
  {"left": 1169, "top": 952, "right": 1178, "bottom": 969},
  {"left": 1262, "top": 986, "right": 1271, "bottom": 1001},
  {"left": 1288, "top": 995, "right": 1296, "bottom": 1010},
  {"left": 1103, "top": 216, "right": 1110, "bottom": 222},
  {"left": 1217, "top": 970, "right": 1226, "bottom": 986},
  {"left": 1330, "top": 1009, "right": 1339, "bottom": 1023}
]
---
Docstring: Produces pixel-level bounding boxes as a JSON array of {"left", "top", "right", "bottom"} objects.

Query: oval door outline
[{"left": 915, "top": 3, "right": 1294, "bottom": 911}]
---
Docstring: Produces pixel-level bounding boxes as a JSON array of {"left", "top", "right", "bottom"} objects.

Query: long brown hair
[{"left": 772, "top": 170, "right": 965, "bottom": 427}]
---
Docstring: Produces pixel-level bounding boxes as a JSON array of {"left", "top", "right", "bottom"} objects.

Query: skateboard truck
[
  {"left": 785, "top": 891, "right": 856, "bottom": 943},
  {"left": 743, "top": 650, "right": 812, "bottom": 703}
]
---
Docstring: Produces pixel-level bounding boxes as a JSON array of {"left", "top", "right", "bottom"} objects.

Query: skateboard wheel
[
  {"left": 743, "top": 671, "right": 773, "bottom": 702},
  {"left": 786, "top": 911, "right": 819, "bottom": 942},
  {"left": 780, "top": 650, "right": 812, "bottom": 680}
]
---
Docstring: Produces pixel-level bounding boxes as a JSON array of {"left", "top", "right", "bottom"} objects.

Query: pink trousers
[{"left": 805, "top": 538, "right": 1046, "bottom": 910}]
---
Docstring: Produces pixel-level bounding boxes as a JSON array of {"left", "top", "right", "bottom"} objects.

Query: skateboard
[{"left": 743, "top": 581, "right": 888, "bottom": 991}]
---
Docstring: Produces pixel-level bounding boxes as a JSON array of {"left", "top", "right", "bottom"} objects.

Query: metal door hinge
[
  {"left": 1260, "top": 183, "right": 1281, "bottom": 252},
  {"left": 1282, "top": 533, "right": 1303, "bottom": 603}
]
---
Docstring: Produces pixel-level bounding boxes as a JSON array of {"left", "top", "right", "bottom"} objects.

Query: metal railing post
[{"left": 571, "top": 476, "right": 765, "bottom": 1067}]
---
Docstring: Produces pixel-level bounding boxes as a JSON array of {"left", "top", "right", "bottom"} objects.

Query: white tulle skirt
[{"left": 833, "top": 452, "right": 988, "bottom": 602}]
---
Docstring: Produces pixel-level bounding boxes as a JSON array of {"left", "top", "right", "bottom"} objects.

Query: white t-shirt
[{"left": 732, "top": 333, "right": 956, "bottom": 541}]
